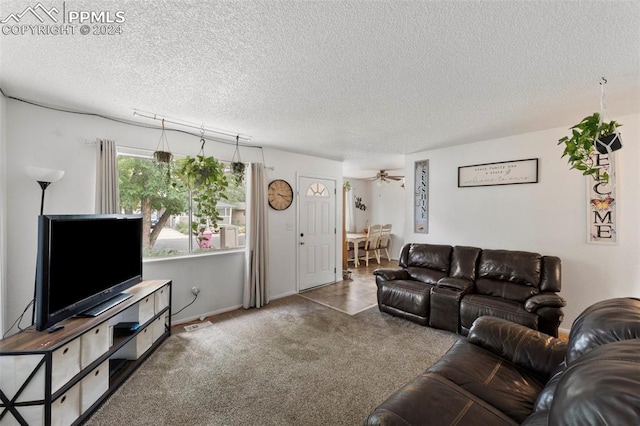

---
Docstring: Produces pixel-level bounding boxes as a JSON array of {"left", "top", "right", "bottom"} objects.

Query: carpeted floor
[{"left": 85, "top": 295, "right": 458, "bottom": 426}]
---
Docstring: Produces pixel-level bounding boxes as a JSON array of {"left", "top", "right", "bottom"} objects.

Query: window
[
  {"left": 306, "top": 182, "right": 329, "bottom": 197},
  {"left": 117, "top": 152, "right": 246, "bottom": 258}
]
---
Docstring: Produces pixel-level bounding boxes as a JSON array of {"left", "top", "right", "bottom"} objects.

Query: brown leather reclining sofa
[
  {"left": 366, "top": 297, "right": 640, "bottom": 425},
  {"left": 373, "top": 243, "right": 565, "bottom": 337}
]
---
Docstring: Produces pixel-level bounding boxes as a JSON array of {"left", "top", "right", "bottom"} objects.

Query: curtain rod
[{"left": 132, "top": 110, "right": 252, "bottom": 142}]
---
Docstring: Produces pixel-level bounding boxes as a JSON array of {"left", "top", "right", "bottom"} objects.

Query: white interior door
[{"left": 298, "top": 177, "right": 336, "bottom": 291}]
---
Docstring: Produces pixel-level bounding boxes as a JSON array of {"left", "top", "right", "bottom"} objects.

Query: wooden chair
[
  {"left": 358, "top": 224, "right": 382, "bottom": 266},
  {"left": 377, "top": 224, "right": 392, "bottom": 261}
]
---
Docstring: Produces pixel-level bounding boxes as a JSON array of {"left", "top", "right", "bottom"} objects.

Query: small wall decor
[
  {"left": 587, "top": 151, "right": 617, "bottom": 244},
  {"left": 355, "top": 196, "right": 367, "bottom": 211},
  {"left": 458, "top": 158, "right": 538, "bottom": 187},
  {"left": 414, "top": 160, "right": 429, "bottom": 233}
]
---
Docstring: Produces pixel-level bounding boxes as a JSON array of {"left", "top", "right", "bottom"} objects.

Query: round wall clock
[{"left": 268, "top": 179, "right": 293, "bottom": 210}]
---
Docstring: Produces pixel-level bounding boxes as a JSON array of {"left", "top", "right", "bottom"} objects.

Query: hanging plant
[
  {"left": 557, "top": 112, "right": 622, "bottom": 183},
  {"left": 154, "top": 150, "right": 173, "bottom": 163},
  {"left": 558, "top": 79, "right": 624, "bottom": 184},
  {"left": 153, "top": 119, "right": 174, "bottom": 182},
  {"left": 174, "top": 139, "right": 229, "bottom": 248},
  {"left": 230, "top": 135, "right": 245, "bottom": 185}
]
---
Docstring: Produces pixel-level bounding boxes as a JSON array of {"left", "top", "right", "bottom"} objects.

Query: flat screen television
[{"left": 35, "top": 214, "right": 143, "bottom": 331}]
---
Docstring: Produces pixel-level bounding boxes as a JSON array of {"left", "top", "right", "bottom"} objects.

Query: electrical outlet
[{"left": 191, "top": 286, "right": 200, "bottom": 295}]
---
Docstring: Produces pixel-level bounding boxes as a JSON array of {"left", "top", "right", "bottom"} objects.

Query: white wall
[
  {"left": 405, "top": 113, "right": 640, "bottom": 330},
  {"left": 2, "top": 99, "right": 343, "bottom": 333}
]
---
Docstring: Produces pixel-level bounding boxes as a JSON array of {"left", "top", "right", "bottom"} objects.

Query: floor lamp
[{"left": 26, "top": 166, "right": 65, "bottom": 324}]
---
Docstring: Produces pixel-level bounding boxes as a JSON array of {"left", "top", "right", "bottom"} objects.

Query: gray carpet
[{"left": 85, "top": 295, "right": 458, "bottom": 426}]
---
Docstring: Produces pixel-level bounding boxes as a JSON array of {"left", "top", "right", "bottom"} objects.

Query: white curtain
[
  {"left": 243, "top": 163, "right": 269, "bottom": 308},
  {"left": 346, "top": 188, "right": 356, "bottom": 233},
  {"left": 96, "top": 139, "right": 120, "bottom": 214}
]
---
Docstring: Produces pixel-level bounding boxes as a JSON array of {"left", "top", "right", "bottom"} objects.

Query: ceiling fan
[{"left": 368, "top": 170, "right": 405, "bottom": 186}]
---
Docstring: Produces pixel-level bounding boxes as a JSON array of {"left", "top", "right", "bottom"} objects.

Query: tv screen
[{"left": 35, "top": 214, "right": 143, "bottom": 331}]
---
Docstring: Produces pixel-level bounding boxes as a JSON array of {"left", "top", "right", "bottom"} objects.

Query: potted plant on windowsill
[
  {"left": 557, "top": 112, "right": 622, "bottom": 183},
  {"left": 174, "top": 153, "right": 229, "bottom": 247}
]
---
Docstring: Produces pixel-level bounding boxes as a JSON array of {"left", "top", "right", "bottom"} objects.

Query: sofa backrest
[
  {"left": 398, "top": 243, "right": 452, "bottom": 284},
  {"left": 566, "top": 297, "right": 640, "bottom": 364},
  {"left": 475, "top": 249, "right": 542, "bottom": 302},
  {"left": 449, "top": 246, "right": 481, "bottom": 281},
  {"left": 549, "top": 339, "right": 640, "bottom": 425},
  {"left": 399, "top": 243, "right": 452, "bottom": 271},
  {"left": 540, "top": 256, "right": 561, "bottom": 292},
  {"left": 526, "top": 297, "right": 640, "bottom": 425}
]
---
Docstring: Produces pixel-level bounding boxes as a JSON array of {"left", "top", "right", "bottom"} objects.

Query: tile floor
[{"left": 298, "top": 258, "right": 398, "bottom": 315}]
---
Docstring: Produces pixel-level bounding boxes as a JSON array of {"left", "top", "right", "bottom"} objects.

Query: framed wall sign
[
  {"left": 458, "top": 158, "right": 538, "bottom": 187},
  {"left": 414, "top": 160, "right": 429, "bottom": 233}
]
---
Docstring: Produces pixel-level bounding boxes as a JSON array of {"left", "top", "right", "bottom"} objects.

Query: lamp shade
[{"left": 26, "top": 167, "right": 65, "bottom": 183}]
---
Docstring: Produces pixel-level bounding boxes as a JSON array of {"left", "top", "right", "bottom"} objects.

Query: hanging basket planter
[
  {"left": 153, "top": 119, "right": 174, "bottom": 182},
  {"left": 595, "top": 132, "right": 623, "bottom": 154},
  {"left": 557, "top": 79, "right": 623, "bottom": 184},
  {"left": 231, "top": 135, "right": 245, "bottom": 184},
  {"left": 153, "top": 150, "right": 173, "bottom": 163}
]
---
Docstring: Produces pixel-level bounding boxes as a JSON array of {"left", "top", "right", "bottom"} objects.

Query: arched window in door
[{"left": 306, "top": 182, "right": 329, "bottom": 197}]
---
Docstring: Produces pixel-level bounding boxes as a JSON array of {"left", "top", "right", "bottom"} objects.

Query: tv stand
[
  {"left": 0, "top": 279, "right": 171, "bottom": 425},
  {"left": 79, "top": 292, "right": 133, "bottom": 317}
]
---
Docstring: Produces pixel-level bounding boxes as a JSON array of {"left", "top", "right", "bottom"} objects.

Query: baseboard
[{"left": 173, "top": 304, "right": 243, "bottom": 325}]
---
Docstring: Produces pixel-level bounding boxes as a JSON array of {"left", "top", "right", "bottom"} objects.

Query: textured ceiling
[{"left": 1, "top": 1, "right": 639, "bottom": 178}]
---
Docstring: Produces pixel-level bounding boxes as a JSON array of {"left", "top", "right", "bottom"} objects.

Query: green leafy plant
[
  {"left": 557, "top": 112, "right": 622, "bottom": 183},
  {"left": 174, "top": 154, "right": 229, "bottom": 246},
  {"left": 230, "top": 161, "right": 246, "bottom": 185}
]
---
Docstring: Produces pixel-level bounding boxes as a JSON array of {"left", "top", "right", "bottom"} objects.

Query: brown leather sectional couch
[
  {"left": 373, "top": 243, "right": 565, "bottom": 337},
  {"left": 366, "top": 297, "right": 640, "bottom": 425}
]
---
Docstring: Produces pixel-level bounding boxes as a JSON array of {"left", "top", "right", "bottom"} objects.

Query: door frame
[{"left": 296, "top": 173, "right": 340, "bottom": 292}]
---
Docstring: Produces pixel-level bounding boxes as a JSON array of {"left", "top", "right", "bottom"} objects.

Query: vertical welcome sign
[
  {"left": 414, "top": 160, "right": 429, "bottom": 233},
  {"left": 587, "top": 152, "right": 617, "bottom": 244}
]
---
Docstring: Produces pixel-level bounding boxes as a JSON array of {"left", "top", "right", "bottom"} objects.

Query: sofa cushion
[
  {"left": 475, "top": 278, "right": 539, "bottom": 302},
  {"left": 377, "top": 280, "right": 433, "bottom": 318},
  {"left": 406, "top": 243, "right": 452, "bottom": 272},
  {"left": 406, "top": 267, "right": 447, "bottom": 284},
  {"left": 478, "top": 249, "right": 541, "bottom": 287},
  {"left": 450, "top": 246, "right": 481, "bottom": 281},
  {"left": 460, "top": 295, "right": 538, "bottom": 332},
  {"left": 366, "top": 371, "right": 518, "bottom": 426},
  {"left": 429, "top": 340, "right": 546, "bottom": 423}
]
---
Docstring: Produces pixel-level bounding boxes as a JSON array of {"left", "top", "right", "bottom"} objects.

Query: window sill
[{"left": 143, "top": 247, "right": 246, "bottom": 264}]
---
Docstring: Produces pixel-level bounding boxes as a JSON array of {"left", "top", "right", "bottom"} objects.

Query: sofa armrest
[
  {"left": 467, "top": 316, "right": 567, "bottom": 379},
  {"left": 437, "top": 277, "right": 474, "bottom": 292},
  {"left": 373, "top": 268, "right": 410, "bottom": 281},
  {"left": 524, "top": 293, "right": 566, "bottom": 313}
]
